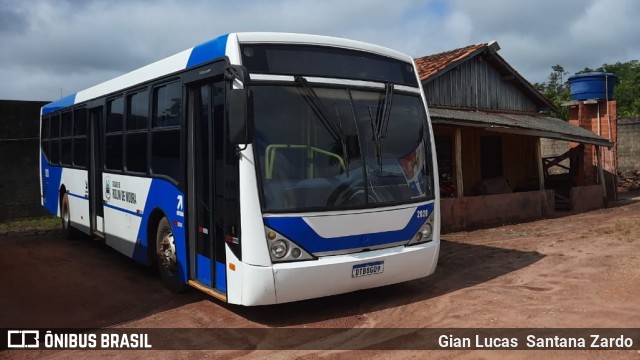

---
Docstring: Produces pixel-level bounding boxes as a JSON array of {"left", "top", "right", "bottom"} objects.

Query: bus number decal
[{"left": 416, "top": 209, "right": 429, "bottom": 219}]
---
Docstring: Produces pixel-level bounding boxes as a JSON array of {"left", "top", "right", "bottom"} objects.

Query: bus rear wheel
[
  {"left": 61, "top": 193, "right": 80, "bottom": 239},
  {"left": 155, "top": 217, "right": 188, "bottom": 292}
]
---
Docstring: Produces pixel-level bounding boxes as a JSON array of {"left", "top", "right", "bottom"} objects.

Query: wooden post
[
  {"left": 454, "top": 128, "right": 464, "bottom": 198},
  {"left": 536, "top": 138, "right": 548, "bottom": 216},
  {"left": 536, "top": 138, "right": 545, "bottom": 191},
  {"left": 596, "top": 146, "right": 607, "bottom": 204}
]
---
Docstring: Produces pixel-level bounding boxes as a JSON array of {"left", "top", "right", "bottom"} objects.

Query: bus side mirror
[
  {"left": 225, "top": 65, "right": 253, "bottom": 146},
  {"left": 228, "top": 88, "right": 253, "bottom": 146}
]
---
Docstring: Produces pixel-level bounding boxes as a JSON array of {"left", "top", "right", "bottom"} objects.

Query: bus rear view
[{"left": 39, "top": 32, "right": 440, "bottom": 305}]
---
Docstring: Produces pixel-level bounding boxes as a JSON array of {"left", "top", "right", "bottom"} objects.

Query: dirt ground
[{"left": 2, "top": 194, "right": 640, "bottom": 359}]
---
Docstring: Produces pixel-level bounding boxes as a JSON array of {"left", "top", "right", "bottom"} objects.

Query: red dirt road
[{"left": 2, "top": 196, "right": 640, "bottom": 359}]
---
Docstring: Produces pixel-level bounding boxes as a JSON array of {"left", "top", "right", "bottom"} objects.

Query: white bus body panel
[
  {"left": 302, "top": 206, "right": 417, "bottom": 238},
  {"left": 75, "top": 50, "right": 193, "bottom": 104},
  {"left": 103, "top": 207, "right": 143, "bottom": 256},
  {"left": 225, "top": 245, "right": 277, "bottom": 305},
  {"left": 102, "top": 174, "right": 152, "bottom": 257},
  {"left": 238, "top": 145, "right": 272, "bottom": 267},
  {"left": 60, "top": 168, "right": 90, "bottom": 234},
  {"left": 226, "top": 34, "right": 242, "bottom": 65}
]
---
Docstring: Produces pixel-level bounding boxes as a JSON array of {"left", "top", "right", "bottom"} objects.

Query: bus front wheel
[{"left": 155, "top": 217, "right": 188, "bottom": 292}]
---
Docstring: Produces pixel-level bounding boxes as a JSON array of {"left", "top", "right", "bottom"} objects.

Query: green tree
[
  {"left": 533, "top": 64, "right": 571, "bottom": 120},
  {"left": 600, "top": 61, "right": 640, "bottom": 117}
]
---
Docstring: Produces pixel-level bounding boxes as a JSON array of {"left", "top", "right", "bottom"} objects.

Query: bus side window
[
  {"left": 50, "top": 114, "right": 61, "bottom": 164},
  {"left": 125, "top": 90, "right": 149, "bottom": 174},
  {"left": 151, "top": 81, "right": 181, "bottom": 182},
  {"left": 60, "top": 111, "right": 72, "bottom": 166},
  {"left": 105, "top": 97, "right": 124, "bottom": 171},
  {"left": 73, "top": 108, "right": 87, "bottom": 168},
  {"left": 41, "top": 115, "right": 50, "bottom": 162}
]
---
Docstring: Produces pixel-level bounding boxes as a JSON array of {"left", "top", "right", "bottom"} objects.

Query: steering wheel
[{"left": 326, "top": 180, "right": 379, "bottom": 206}]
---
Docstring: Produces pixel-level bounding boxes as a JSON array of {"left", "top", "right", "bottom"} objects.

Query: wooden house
[{"left": 415, "top": 41, "right": 613, "bottom": 232}]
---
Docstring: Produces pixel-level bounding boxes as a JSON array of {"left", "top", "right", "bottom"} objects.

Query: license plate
[{"left": 352, "top": 261, "right": 384, "bottom": 278}]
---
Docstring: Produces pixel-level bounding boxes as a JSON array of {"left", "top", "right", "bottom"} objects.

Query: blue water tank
[{"left": 568, "top": 72, "right": 617, "bottom": 101}]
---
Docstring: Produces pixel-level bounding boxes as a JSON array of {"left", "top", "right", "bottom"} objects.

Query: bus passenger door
[
  {"left": 187, "top": 81, "right": 227, "bottom": 295},
  {"left": 88, "top": 107, "right": 105, "bottom": 236}
]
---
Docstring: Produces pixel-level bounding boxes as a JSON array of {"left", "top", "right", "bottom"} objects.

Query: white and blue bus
[{"left": 39, "top": 33, "right": 440, "bottom": 305}]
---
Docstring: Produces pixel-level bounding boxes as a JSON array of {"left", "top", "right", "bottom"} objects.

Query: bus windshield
[{"left": 252, "top": 83, "right": 434, "bottom": 212}]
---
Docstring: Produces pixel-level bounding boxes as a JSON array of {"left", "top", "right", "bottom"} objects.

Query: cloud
[
  {"left": 0, "top": 2, "right": 29, "bottom": 33},
  {"left": 0, "top": 0, "right": 638, "bottom": 101},
  {"left": 444, "top": 0, "right": 640, "bottom": 83}
]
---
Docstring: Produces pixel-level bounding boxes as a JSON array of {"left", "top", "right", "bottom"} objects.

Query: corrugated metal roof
[{"left": 429, "top": 107, "right": 613, "bottom": 147}]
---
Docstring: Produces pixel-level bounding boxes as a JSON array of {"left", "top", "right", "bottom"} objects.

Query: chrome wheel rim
[{"left": 158, "top": 229, "right": 177, "bottom": 275}]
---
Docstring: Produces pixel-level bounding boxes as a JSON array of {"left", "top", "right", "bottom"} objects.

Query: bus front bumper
[{"left": 270, "top": 240, "right": 439, "bottom": 304}]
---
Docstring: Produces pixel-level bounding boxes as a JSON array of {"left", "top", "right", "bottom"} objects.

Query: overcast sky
[{"left": 2, "top": 0, "right": 639, "bottom": 102}]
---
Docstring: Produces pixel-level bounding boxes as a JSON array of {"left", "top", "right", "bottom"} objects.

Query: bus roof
[{"left": 42, "top": 32, "right": 414, "bottom": 115}]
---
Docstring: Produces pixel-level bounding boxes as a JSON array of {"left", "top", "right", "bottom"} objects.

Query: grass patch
[
  {"left": 594, "top": 220, "right": 639, "bottom": 237},
  {"left": 0, "top": 216, "right": 61, "bottom": 233},
  {"left": 613, "top": 221, "right": 635, "bottom": 236}
]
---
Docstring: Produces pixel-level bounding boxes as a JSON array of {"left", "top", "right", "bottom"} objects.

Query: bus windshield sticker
[{"left": 398, "top": 141, "right": 426, "bottom": 198}]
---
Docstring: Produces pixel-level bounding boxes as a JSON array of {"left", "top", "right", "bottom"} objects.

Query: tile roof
[
  {"left": 414, "top": 43, "right": 487, "bottom": 81},
  {"left": 416, "top": 42, "right": 607, "bottom": 146},
  {"left": 415, "top": 40, "right": 556, "bottom": 111}
]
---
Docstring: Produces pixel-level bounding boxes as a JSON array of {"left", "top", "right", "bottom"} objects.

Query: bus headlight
[
  {"left": 264, "top": 227, "right": 315, "bottom": 263},
  {"left": 421, "top": 224, "right": 433, "bottom": 239},
  {"left": 271, "top": 240, "right": 288, "bottom": 259},
  {"left": 407, "top": 211, "right": 435, "bottom": 246}
]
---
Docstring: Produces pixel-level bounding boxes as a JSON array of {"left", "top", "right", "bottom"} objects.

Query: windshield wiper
[
  {"left": 369, "top": 83, "right": 395, "bottom": 170},
  {"left": 380, "top": 83, "right": 394, "bottom": 138},
  {"left": 295, "top": 76, "right": 349, "bottom": 175},
  {"left": 367, "top": 106, "right": 383, "bottom": 170},
  {"left": 333, "top": 103, "right": 349, "bottom": 177}
]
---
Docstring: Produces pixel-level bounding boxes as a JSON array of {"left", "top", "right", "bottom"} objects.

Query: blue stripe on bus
[
  {"left": 186, "top": 34, "right": 229, "bottom": 69},
  {"left": 43, "top": 93, "right": 77, "bottom": 115},
  {"left": 197, "top": 254, "right": 212, "bottom": 286},
  {"left": 104, "top": 202, "right": 143, "bottom": 217},
  {"left": 215, "top": 261, "right": 226, "bottom": 293},
  {"left": 194, "top": 255, "right": 227, "bottom": 293},
  {"left": 42, "top": 153, "right": 63, "bottom": 215},
  {"left": 263, "top": 203, "right": 434, "bottom": 254},
  {"left": 67, "top": 192, "right": 88, "bottom": 200}
]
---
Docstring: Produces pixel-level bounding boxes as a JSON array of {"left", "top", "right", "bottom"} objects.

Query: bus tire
[
  {"left": 155, "top": 217, "right": 188, "bottom": 293},
  {"left": 61, "top": 193, "right": 81, "bottom": 240}
]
